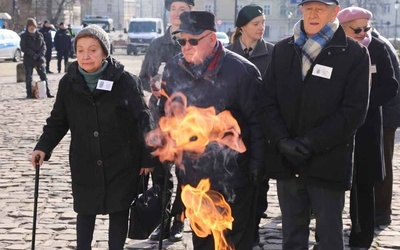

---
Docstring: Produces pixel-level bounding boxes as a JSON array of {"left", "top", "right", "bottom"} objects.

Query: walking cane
[
  {"left": 158, "top": 162, "right": 172, "bottom": 250},
  {"left": 31, "top": 155, "right": 40, "bottom": 250}
]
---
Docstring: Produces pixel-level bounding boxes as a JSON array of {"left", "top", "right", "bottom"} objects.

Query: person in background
[
  {"left": 139, "top": 0, "right": 194, "bottom": 242},
  {"left": 20, "top": 18, "right": 53, "bottom": 98},
  {"left": 260, "top": 0, "right": 371, "bottom": 249},
  {"left": 30, "top": 24, "right": 155, "bottom": 250},
  {"left": 226, "top": 4, "right": 273, "bottom": 246},
  {"left": 371, "top": 28, "right": 400, "bottom": 228},
  {"left": 39, "top": 20, "right": 56, "bottom": 73},
  {"left": 226, "top": 28, "right": 233, "bottom": 41},
  {"left": 338, "top": 7, "right": 398, "bottom": 249},
  {"left": 54, "top": 22, "right": 72, "bottom": 73},
  {"left": 67, "top": 24, "right": 76, "bottom": 58},
  {"left": 160, "top": 11, "right": 264, "bottom": 249}
]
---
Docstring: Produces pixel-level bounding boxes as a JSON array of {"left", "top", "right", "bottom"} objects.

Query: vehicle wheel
[
  {"left": 13, "top": 49, "right": 22, "bottom": 62},
  {"left": 127, "top": 47, "right": 131, "bottom": 55},
  {"left": 133, "top": 50, "right": 138, "bottom": 56}
]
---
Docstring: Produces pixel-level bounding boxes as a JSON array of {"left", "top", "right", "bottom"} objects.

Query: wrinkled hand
[
  {"left": 150, "top": 74, "right": 162, "bottom": 98},
  {"left": 31, "top": 150, "right": 46, "bottom": 168},
  {"left": 277, "top": 138, "right": 312, "bottom": 166}
]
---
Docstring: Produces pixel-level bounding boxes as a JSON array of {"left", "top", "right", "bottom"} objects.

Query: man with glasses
[
  {"left": 260, "top": 0, "right": 370, "bottom": 249},
  {"left": 338, "top": 7, "right": 398, "bottom": 249},
  {"left": 159, "top": 11, "right": 264, "bottom": 249}
]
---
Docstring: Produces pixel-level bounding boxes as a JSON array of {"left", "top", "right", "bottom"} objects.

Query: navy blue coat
[
  {"left": 160, "top": 42, "right": 265, "bottom": 192},
  {"left": 34, "top": 57, "right": 155, "bottom": 214},
  {"left": 261, "top": 26, "right": 370, "bottom": 190}
]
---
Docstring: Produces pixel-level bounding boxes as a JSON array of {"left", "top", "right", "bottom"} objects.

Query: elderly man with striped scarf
[{"left": 260, "top": 0, "right": 371, "bottom": 249}]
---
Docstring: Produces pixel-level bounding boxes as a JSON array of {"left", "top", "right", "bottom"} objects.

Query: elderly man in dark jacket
[
  {"left": 20, "top": 18, "right": 53, "bottom": 98},
  {"left": 158, "top": 11, "right": 264, "bottom": 249},
  {"left": 260, "top": 0, "right": 370, "bottom": 249}
]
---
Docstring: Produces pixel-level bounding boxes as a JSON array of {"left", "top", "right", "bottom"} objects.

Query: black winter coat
[
  {"left": 261, "top": 26, "right": 370, "bottom": 190},
  {"left": 20, "top": 30, "right": 46, "bottom": 67},
  {"left": 39, "top": 26, "right": 54, "bottom": 48},
  {"left": 226, "top": 38, "right": 274, "bottom": 77},
  {"left": 160, "top": 42, "right": 265, "bottom": 192},
  {"left": 139, "top": 27, "right": 181, "bottom": 91},
  {"left": 354, "top": 36, "right": 398, "bottom": 184},
  {"left": 34, "top": 57, "right": 155, "bottom": 214}
]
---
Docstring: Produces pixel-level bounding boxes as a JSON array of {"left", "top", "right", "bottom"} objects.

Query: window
[
  {"left": 107, "top": 4, "right": 112, "bottom": 13},
  {"left": 280, "top": 5, "right": 288, "bottom": 16},
  {"left": 264, "top": 26, "right": 270, "bottom": 37},
  {"left": 369, "top": 3, "right": 377, "bottom": 14},
  {"left": 205, "top": 5, "right": 212, "bottom": 12},
  {"left": 264, "top": 5, "right": 271, "bottom": 16},
  {"left": 384, "top": 4, "right": 391, "bottom": 13}
]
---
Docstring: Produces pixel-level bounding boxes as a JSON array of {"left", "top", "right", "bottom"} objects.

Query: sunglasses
[
  {"left": 177, "top": 32, "right": 213, "bottom": 46},
  {"left": 349, "top": 26, "right": 372, "bottom": 34}
]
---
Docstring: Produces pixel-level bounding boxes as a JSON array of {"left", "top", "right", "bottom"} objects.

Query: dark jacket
[
  {"left": 34, "top": 57, "right": 155, "bottom": 214},
  {"left": 139, "top": 27, "right": 181, "bottom": 91},
  {"left": 261, "top": 26, "right": 370, "bottom": 190},
  {"left": 354, "top": 36, "right": 398, "bottom": 184},
  {"left": 371, "top": 32, "right": 400, "bottom": 128},
  {"left": 39, "top": 25, "right": 54, "bottom": 48},
  {"left": 226, "top": 38, "right": 274, "bottom": 77},
  {"left": 54, "top": 28, "right": 72, "bottom": 52},
  {"left": 160, "top": 42, "right": 264, "bottom": 192},
  {"left": 20, "top": 30, "right": 46, "bottom": 67}
]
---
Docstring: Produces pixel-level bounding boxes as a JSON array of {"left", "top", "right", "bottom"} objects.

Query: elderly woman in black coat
[
  {"left": 338, "top": 7, "right": 399, "bottom": 249},
  {"left": 30, "top": 25, "right": 155, "bottom": 250}
]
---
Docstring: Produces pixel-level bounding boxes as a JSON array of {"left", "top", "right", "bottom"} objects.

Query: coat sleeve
[
  {"left": 369, "top": 43, "right": 399, "bottom": 108},
  {"left": 237, "top": 65, "right": 265, "bottom": 174},
  {"left": 34, "top": 77, "right": 70, "bottom": 160},
  {"left": 127, "top": 73, "right": 158, "bottom": 168},
  {"left": 20, "top": 33, "right": 35, "bottom": 57},
  {"left": 139, "top": 39, "right": 161, "bottom": 91}
]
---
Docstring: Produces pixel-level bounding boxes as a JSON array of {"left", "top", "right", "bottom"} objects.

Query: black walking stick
[
  {"left": 158, "top": 162, "right": 172, "bottom": 250},
  {"left": 31, "top": 155, "right": 40, "bottom": 250}
]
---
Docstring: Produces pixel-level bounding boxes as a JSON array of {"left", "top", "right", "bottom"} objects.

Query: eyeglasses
[
  {"left": 177, "top": 32, "right": 213, "bottom": 46},
  {"left": 349, "top": 26, "right": 372, "bottom": 34}
]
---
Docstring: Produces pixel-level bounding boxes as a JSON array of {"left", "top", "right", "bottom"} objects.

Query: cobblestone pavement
[{"left": 0, "top": 56, "right": 399, "bottom": 249}]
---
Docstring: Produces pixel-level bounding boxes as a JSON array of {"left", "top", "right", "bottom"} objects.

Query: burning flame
[
  {"left": 181, "top": 179, "right": 234, "bottom": 250},
  {"left": 145, "top": 91, "right": 246, "bottom": 249},
  {"left": 145, "top": 91, "right": 246, "bottom": 169}
]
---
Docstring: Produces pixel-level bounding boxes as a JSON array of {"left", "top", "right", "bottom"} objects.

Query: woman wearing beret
[
  {"left": 226, "top": 4, "right": 273, "bottom": 246},
  {"left": 30, "top": 25, "right": 155, "bottom": 250},
  {"left": 338, "top": 7, "right": 398, "bottom": 249}
]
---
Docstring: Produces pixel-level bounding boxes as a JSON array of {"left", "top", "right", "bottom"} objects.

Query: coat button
[
  {"left": 97, "top": 160, "right": 102, "bottom": 166},
  {"left": 295, "top": 174, "right": 299, "bottom": 178},
  {"left": 94, "top": 131, "right": 99, "bottom": 137}
]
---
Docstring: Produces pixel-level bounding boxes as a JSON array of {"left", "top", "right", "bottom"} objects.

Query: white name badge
[
  {"left": 312, "top": 64, "right": 333, "bottom": 79},
  {"left": 371, "top": 65, "right": 377, "bottom": 74},
  {"left": 96, "top": 79, "right": 113, "bottom": 91}
]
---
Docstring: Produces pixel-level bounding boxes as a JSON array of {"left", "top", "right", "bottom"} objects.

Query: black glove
[
  {"left": 277, "top": 138, "right": 312, "bottom": 166},
  {"left": 294, "top": 136, "right": 313, "bottom": 154}
]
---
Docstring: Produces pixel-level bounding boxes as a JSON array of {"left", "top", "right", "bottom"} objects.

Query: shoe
[
  {"left": 349, "top": 247, "right": 369, "bottom": 250},
  {"left": 47, "top": 71, "right": 54, "bottom": 74},
  {"left": 261, "top": 212, "right": 268, "bottom": 219},
  {"left": 375, "top": 215, "right": 391, "bottom": 226},
  {"left": 47, "top": 94, "right": 54, "bottom": 98},
  {"left": 58, "top": 70, "right": 61, "bottom": 73},
  {"left": 169, "top": 219, "right": 184, "bottom": 242},
  {"left": 26, "top": 95, "right": 35, "bottom": 99},
  {"left": 150, "top": 222, "right": 170, "bottom": 241}
]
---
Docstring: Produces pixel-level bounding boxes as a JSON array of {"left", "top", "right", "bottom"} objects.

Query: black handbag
[{"left": 128, "top": 175, "right": 163, "bottom": 239}]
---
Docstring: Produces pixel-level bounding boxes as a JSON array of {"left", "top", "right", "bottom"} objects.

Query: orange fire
[
  {"left": 145, "top": 91, "right": 246, "bottom": 170},
  {"left": 145, "top": 91, "right": 246, "bottom": 249},
  {"left": 181, "top": 179, "right": 234, "bottom": 250}
]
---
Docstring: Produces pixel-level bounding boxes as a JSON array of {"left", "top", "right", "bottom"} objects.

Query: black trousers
[
  {"left": 375, "top": 126, "right": 395, "bottom": 220},
  {"left": 76, "top": 210, "right": 129, "bottom": 250}
]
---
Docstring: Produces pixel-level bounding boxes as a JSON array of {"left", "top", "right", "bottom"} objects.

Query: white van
[{"left": 126, "top": 18, "right": 164, "bottom": 55}]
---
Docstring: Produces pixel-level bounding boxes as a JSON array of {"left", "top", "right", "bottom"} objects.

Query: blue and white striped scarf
[{"left": 294, "top": 19, "right": 339, "bottom": 79}]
